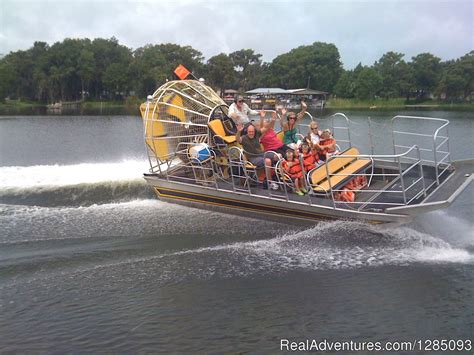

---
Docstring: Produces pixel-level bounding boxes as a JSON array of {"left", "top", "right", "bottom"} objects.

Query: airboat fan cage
[{"left": 140, "top": 80, "right": 228, "bottom": 172}]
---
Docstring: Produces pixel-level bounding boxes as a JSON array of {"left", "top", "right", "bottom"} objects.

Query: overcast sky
[{"left": 0, "top": 0, "right": 472, "bottom": 68}]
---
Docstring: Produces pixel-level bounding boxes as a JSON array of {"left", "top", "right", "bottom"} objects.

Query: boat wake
[
  {"left": 2, "top": 210, "right": 471, "bottom": 291},
  {"left": 1, "top": 159, "right": 472, "bottom": 288},
  {"left": 164, "top": 220, "right": 473, "bottom": 276},
  {"left": 0, "top": 160, "right": 153, "bottom": 206}
]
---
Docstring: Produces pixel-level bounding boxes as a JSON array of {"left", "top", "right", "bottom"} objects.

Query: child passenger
[
  {"left": 282, "top": 149, "right": 307, "bottom": 196},
  {"left": 318, "top": 129, "right": 339, "bottom": 160},
  {"left": 300, "top": 142, "right": 320, "bottom": 173}
]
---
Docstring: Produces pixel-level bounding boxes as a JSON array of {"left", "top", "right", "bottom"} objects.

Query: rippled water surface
[{"left": 0, "top": 111, "right": 473, "bottom": 352}]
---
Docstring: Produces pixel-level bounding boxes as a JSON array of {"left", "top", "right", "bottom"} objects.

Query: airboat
[{"left": 139, "top": 79, "right": 473, "bottom": 225}]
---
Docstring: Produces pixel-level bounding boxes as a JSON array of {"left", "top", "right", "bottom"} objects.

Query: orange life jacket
[
  {"left": 320, "top": 138, "right": 336, "bottom": 154},
  {"left": 302, "top": 152, "right": 318, "bottom": 172},
  {"left": 346, "top": 178, "right": 358, "bottom": 190},
  {"left": 282, "top": 158, "right": 303, "bottom": 178},
  {"left": 358, "top": 175, "right": 368, "bottom": 188},
  {"left": 338, "top": 188, "right": 355, "bottom": 202},
  {"left": 346, "top": 175, "right": 368, "bottom": 190}
]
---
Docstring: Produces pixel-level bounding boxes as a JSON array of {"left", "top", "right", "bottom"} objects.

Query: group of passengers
[
  {"left": 235, "top": 107, "right": 290, "bottom": 191},
  {"left": 231, "top": 96, "right": 338, "bottom": 195}
]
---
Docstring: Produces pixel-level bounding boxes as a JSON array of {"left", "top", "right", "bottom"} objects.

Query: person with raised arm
[
  {"left": 235, "top": 111, "right": 278, "bottom": 190},
  {"left": 259, "top": 111, "right": 291, "bottom": 159},
  {"left": 279, "top": 101, "right": 307, "bottom": 150}
]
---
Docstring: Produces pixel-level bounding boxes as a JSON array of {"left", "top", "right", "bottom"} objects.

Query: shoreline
[
  {"left": 1, "top": 99, "right": 473, "bottom": 113},
  {"left": 326, "top": 98, "right": 474, "bottom": 111}
]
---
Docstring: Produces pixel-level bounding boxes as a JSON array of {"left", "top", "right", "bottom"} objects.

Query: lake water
[{"left": 0, "top": 109, "right": 473, "bottom": 352}]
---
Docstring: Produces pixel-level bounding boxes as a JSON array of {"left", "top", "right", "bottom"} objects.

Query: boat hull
[{"left": 144, "top": 175, "right": 411, "bottom": 225}]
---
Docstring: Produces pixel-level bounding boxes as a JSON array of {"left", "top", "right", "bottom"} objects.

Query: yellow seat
[
  {"left": 310, "top": 147, "right": 360, "bottom": 186},
  {"left": 208, "top": 119, "right": 236, "bottom": 144},
  {"left": 308, "top": 147, "right": 372, "bottom": 193},
  {"left": 313, "top": 158, "right": 372, "bottom": 192}
]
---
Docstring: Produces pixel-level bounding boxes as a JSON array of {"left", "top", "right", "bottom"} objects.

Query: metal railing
[
  {"left": 391, "top": 115, "right": 451, "bottom": 186},
  {"left": 296, "top": 113, "right": 452, "bottom": 188},
  {"left": 313, "top": 145, "right": 426, "bottom": 210},
  {"left": 158, "top": 142, "right": 427, "bottom": 211}
]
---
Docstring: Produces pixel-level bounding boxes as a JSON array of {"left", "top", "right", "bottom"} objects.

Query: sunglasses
[
  {"left": 311, "top": 127, "right": 318, "bottom": 130},
  {"left": 288, "top": 116, "right": 297, "bottom": 120}
]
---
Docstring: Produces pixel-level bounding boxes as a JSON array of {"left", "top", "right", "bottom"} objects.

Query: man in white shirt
[{"left": 228, "top": 95, "right": 259, "bottom": 126}]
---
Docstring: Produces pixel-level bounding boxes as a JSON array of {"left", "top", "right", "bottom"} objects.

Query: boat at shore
[{"left": 139, "top": 79, "right": 473, "bottom": 225}]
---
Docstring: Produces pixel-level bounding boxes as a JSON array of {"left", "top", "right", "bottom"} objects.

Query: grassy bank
[
  {"left": 82, "top": 97, "right": 142, "bottom": 109},
  {"left": 326, "top": 98, "right": 474, "bottom": 111},
  {"left": 0, "top": 99, "right": 44, "bottom": 108},
  {"left": 82, "top": 101, "right": 129, "bottom": 109},
  {"left": 0, "top": 96, "right": 143, "bottom": 108},
  {"left": 0, "top": 98, "right": 144, "bottom": 115},
  {"left": 327, "top": 98, "right": 405, "bottom": 109}
]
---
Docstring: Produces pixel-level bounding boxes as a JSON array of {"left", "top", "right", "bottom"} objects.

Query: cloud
[{"left": 0, "top": 0, "right": 472, "bottom": 68}]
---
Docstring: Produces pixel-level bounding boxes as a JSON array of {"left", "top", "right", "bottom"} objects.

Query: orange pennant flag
[{"left": 174, "top": 64, "right": 191, "bottom": 80}]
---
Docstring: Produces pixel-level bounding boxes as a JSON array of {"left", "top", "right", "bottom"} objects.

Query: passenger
[
  {"left": 228, "top": 95, "right": 260, "bottom": 126},
  {"left": 255, "top": 111, "right": 294, "bottom": 190},
  {"left": 259, "top": 111, "right": 292, "bottom": 160},
  {"left": 282, "top": 149, "right": 306, "bottom": 196},
  {"left": 235, "top": 112, "right": 278, "bottom": 190},
  {"left": 300, "top": 142, "right": 320, "bottom": 173},
  {"left": 306, "top": 121, "right": 322, "bottom": 146},
  {"left": 280, "top": 101, "right": 307, "bottom": 150},
  {"left": 318, "top": 129, "right": 339, "bottom": 160}
]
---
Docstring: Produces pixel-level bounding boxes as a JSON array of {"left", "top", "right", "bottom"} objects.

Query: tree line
[{"left": 0, "top": 37, "right": 472, "bottom": 103}]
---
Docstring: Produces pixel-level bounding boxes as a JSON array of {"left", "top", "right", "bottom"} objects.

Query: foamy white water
[
  {"left": 29, "top": 219, "right": 470, "bottom": 282},
  {"left": 415, "top": 210, "right": 474, "bottom": 247},
  {"left": 0, "top": 160, "right": 148, "bottom": 189}
]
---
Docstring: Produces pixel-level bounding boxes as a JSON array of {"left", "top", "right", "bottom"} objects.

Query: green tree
[
  {"left": 206, "top": 53, "right": 235, "bottom": 95},
  {"left": 354, "top": 67, "right": 382, "bottom": 100},
  {"left": 334, "top": 70, "right": 355, "bottom": 98},
  {"left": 374, "top": 51, "right": 414, "bottom": 99},
  {"left": 458, "top": 51, "right": 474, "bottom": 99},
  {"left": 2, "top": 49, "right": 35, "bottom": 100},
  {"left": 436, "top": 60, "right": 468, "bottom": 100},
  {"left": 103, "top": 63, "right": 130, "bottom": 98},
  {"left": 2, "top": 37, "right": 473, "bottom": 105},
  {"left": 411, "top": 53, "right": 441, "bottom": 98},
  {"left": 29, "top": 42, "right": 50, "bottom": 101},
  {"left": 131, "top": 45, "right": 167, "bottom": 97},
  {"left": 156, "top": 43, "right": 204, "bottom": 77},
  {"left": 78, "top": 47, "right": 95, "bottom": 100},
  {"left": 229, "top": 49, "right": 263, "bottom": 90},
  {"left": 131, "top": 43, "right": 204, "bottom": 97},
  {"left": 0, "top": 61, "right": 16, "bottom": 101},
  {"left": 268, "top": 42, "right": 342, "bottom": 91},
  {"left": 90, "top": 37, "right": 133, "bottom": 99}
]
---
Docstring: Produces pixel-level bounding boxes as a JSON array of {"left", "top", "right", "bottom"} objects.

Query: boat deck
[
  {"left": 423, "top": 159, "right": 473, "bottom": 203},
  {"left": 147, "top": 160, "right": 460, "bottom": 214}
]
